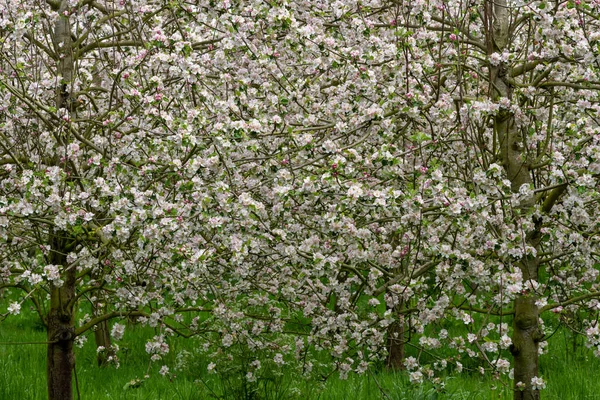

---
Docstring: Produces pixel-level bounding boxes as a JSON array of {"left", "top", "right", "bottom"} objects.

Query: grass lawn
[{"left": 1, "top": 310, "right": 599, "bottom": 399}]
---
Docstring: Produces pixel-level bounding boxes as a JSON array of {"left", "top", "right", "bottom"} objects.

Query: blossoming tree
[
  {"left": 1, "top": 1, "right": 600, "bottom": 400},
  {"left": 0, "top": 0, "right": 239, "bottom": 398}
]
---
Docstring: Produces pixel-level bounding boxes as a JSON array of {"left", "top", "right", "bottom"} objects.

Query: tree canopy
[{"left": 0, "top": 1, "right": 599, "bottom": 399}]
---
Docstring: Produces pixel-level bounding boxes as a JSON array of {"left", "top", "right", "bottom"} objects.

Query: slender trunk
[
  {"left": 47, "top": 3, "right": 75, "bottom": 395},
  {"left": 487, "top": 1, "right": 544, "bottom": 398},
  {"left": 47, "top": 232, "right": 76, "bottom": 400},
  {"left": 495, "top": 106, "right": 542, "bottom": 399},
  {"left": 93, "top": 305, "right": 114, "bottom": 366},
  {"left": 386, "top": 306, "right": 405, "bottom": 370},
  {"left": 52, "top": 0, "right": 74, "bottom": 111}
]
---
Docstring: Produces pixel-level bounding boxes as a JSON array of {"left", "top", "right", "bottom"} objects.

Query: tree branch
[
  {"left": 75, "top": 310, "right": 149, "bottom": 336},
  {"left": 541, "top": 291, "right": 600, "bottom": 313}
]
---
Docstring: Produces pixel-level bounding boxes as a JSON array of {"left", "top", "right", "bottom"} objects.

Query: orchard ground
[{"left": 1, "top": 310, "right": 598, "bottom": 400}]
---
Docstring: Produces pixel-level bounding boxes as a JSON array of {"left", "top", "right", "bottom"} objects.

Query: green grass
[{"left": 1, "top": 311, "right": 600, "bottom": 399}]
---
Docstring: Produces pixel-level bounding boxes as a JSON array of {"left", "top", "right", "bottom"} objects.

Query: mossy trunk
[
  {"left": 511, "top": 295, "right": 543, "bottom": 400},
  {"left": 488, "top": 1, "right": 546, "bottom": 398},
  {"left": 494, "top": 104, "right": 543, "bottom": 399}
]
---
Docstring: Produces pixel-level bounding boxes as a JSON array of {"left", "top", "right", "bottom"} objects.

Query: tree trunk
[
  {"left": 46, "top": 3, "right": 77, "bottom": 398},
  {"left": 386, "top": 306, "right": 405, "bottom": 370},
  {"left": 47, "top": 308, "right": 75, "bottom": 400},
  {"left": 511, "top": 295, "right": 542, "bottom": 400},
  {"left": 47, "top": 232, "right": 76, "bottom": 400},
  {"left": 495, "top": 108, "right": 543, "bottom": 399},
  {"left": 386, "top": 319, "right": 405, "bottom": 370},
  {"left": 93, "top": 307, "right": 114, "bottom": 366},
  {"left": 487, "top": 1, "right": 544, "bottom": 398}
]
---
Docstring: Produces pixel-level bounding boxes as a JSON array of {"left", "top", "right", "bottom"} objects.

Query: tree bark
[
  {"left": 386, "top": 318, "right": 405, "bottom": 370},
  {"left": 386, "top": 305, "right": 405, "bottom": 370},
  {"left": 47, "top": 232, "right": 76, "bottom": 400},
  {"left": 47, "top": 309, "right": 75, "bottom": 400},
  {"left": 93, "top": 304, "right": 114, "bottom": 366},
  {"left": 47, "top": 3, "right": 76, "bottom": 397},
  {"left": 511, "top": 295, "right": 543, "bottom": 400},
  {"left": 495, "top": 108, "right": 543, "bottom": 400},
  {"left": 488, "top": 1, "right": 543, "bottom": 398}
]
